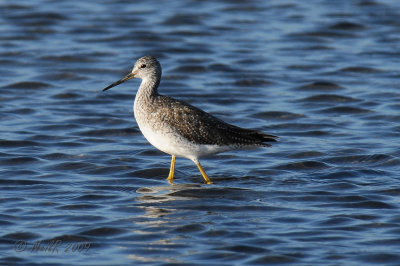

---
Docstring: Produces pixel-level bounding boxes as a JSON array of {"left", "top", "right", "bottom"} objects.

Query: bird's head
[{"left": 102, "top": 55, "right": 161, "bottom": 91}]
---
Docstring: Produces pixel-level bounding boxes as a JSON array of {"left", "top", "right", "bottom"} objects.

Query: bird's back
[{"left": 149, "top": 95, "right": 278, "bottom": 149}]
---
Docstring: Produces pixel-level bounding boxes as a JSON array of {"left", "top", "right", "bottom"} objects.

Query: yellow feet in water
[
  {"left": 166, "top": 155, "right": 213, "bottom": 184},
  {"left": 167, "top": 155, "right": 176, "bottom": 184},
  {"left": 195, "top": 160, "right": 213, "bottom": 185}
]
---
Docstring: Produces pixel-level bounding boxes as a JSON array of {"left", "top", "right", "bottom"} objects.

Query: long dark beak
[{"left": 102, "top": 72, "right": 136, "bottom": 91}]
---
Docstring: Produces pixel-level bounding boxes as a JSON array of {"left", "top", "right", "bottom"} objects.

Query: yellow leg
[
  {"left": 194, "top": 160, "right": 213, "bottom": 184},
  {"left": 167, "top": 155, "right": 176, "bottom": 184}
]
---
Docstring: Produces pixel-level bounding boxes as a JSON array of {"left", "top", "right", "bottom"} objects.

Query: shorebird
[{"left": 103, "top": 56, "right": 278, "bottom": 184}]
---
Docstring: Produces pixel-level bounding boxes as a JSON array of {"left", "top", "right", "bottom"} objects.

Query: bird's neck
[{"left": 136, "top": 75, "right": 160, "bottom": 101}]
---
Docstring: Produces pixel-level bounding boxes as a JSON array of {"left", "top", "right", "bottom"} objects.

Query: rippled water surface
[{"left": 1, "top": 0, "right": 400, "bottom": 265}]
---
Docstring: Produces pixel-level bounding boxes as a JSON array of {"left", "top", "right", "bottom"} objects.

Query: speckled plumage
[
  {"left": 103, "top": 55, "right": 278, "bottom": 184},
  {"left": 141, "top": 95, "right": 277, "bottom": 147}
]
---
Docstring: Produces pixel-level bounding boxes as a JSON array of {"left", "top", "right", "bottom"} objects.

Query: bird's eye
[{"left": 140, "top": 64, "right": 147, "bottom": 69}]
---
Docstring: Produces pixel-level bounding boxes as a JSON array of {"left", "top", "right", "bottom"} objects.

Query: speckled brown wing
[{"left": 154, "top": 96, "right": 278, "bottom": 147}]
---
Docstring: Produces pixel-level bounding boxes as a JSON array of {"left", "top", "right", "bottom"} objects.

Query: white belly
[
  {"left": 137, "top": 121, "right": 230, "bottom": 160},
  {"left": 133, "top": 97, "right": 233, "bottom": 160}
]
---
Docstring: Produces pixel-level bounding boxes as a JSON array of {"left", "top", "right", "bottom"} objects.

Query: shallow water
[{"left": 1, "top": 0, "right": 400, "bottom": 265}]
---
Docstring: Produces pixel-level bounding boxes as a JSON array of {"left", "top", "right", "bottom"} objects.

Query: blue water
[{"left": 1, "top": 0, "right": 400, "bottom": 265}]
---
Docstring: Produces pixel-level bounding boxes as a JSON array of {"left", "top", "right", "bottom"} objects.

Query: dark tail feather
[
  {"left": 258, "top": 132, "right": 279, "bottom": 146},
  {"left": 222, "top": 122, "right": 278, "bottom": 147},
  {"left": 261, "top": 133, "right": 279, "bottom": 142}
]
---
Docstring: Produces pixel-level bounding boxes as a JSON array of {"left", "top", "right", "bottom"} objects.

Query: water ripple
[{"left": 1, "top": 0, "right": 399, "bottom": 265}]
